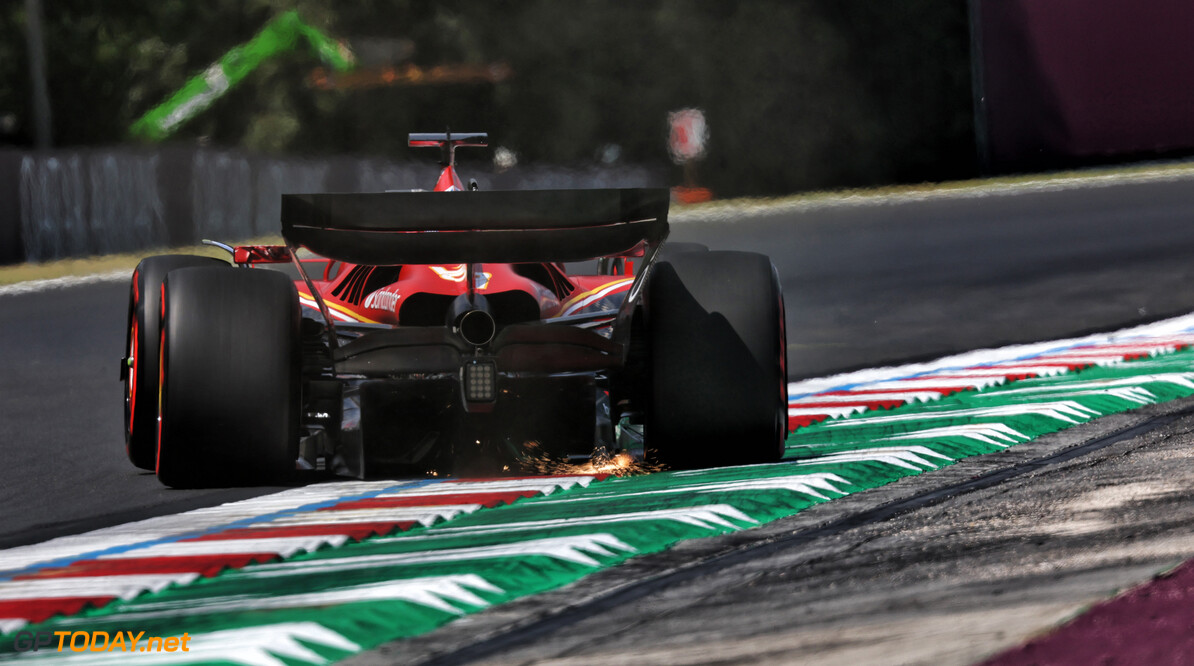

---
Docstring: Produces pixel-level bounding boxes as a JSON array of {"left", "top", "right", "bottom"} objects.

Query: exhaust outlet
[
  {"left": 448, "top": 294, "right": 496, "bottom": 347},
  {"left": 456, "top": 308, "right": 496, "bottom": 346}
]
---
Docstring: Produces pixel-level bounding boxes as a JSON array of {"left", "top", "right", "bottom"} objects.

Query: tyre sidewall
[{"left": 125, "top": 255, "right": 227, "bottom": 470}]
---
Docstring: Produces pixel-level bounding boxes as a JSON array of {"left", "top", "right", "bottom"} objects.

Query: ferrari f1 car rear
[{"left": 121, "top": 135, "right": 788, "bottom": 487}]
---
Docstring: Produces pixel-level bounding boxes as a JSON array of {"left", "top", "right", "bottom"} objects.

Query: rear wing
[{"left": 281, "top": 188, "right": 670, "bottom": 265}]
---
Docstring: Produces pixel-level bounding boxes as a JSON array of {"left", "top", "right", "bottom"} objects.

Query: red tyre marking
[
  {"left": 127, "top": 318, "right": 138, "bottom": 436},
  {"left": 154, "top": 284, "right": 166, "bottom": 475},
  {"left": 778, "top": 285, "right": 789, "bottom": 438},
  {"left": 124, "top": 269, "right": 140, "bottom": 448}
]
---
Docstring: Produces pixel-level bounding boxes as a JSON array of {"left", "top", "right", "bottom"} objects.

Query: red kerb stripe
[
  {"left": 14, "top": 553, "right": 278, "bottom": 580},
  {"left": 789, "top": 415, "right": 830, "bottom": 429},
  {"left": 323, "top": 491, "right": 540, "bottom": 511},
  {"left": 790, "top": 400, "right": 905, "bottom": 411},
  {"left": 0, "top": 597, "right": 116, "bottom": 623},
  {"left": 184, "top": 522, "right": 414, "bottom": 542}
]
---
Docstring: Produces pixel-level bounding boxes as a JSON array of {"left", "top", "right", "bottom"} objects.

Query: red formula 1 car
[{"left": 121, "top": 132, "right": 787, "bottom": 487}]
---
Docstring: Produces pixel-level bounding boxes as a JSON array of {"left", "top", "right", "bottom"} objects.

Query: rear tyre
[
  {"left": 156, "top": 267, "right": 300, "bottom": 488},
  {"left": 634, "top": 242, "right": 709, "bottom": 276},
  {"left": 124, "top": 255, "right": 227, "bottom": 470},
  {"left": 658, "top": 242, "right": 709, "bottom": 261},
  {"left": 646, "top": 251, "right": 787, "bottom": 469}
]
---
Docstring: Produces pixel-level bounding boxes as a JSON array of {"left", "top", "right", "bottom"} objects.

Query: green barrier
[{"left": 129, "top": 11, "right": 353, "bottom": 141}]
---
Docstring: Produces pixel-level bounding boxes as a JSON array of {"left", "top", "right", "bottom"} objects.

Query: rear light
[{"left": 463, "top": 360, "right": 497, "bottom": 402}]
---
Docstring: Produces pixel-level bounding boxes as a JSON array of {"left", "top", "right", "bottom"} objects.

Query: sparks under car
[{"left": 121, "top": 133, "right": 788, "bottom": 487}]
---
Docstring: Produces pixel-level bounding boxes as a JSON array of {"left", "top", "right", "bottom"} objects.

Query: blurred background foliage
[{"left": 1, "top": 0, "right": 978, "bottom": 197}]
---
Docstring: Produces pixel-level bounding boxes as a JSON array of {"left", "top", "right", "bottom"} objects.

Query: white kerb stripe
[
  {"left": 98, "top": 535, "right": 350, "bottom": 560},
  {"left": 264, "top": 505, "right": 481, "bottom": 527},
  {"left": 0, "top": 573, "right": 200, "bottom": 601}
]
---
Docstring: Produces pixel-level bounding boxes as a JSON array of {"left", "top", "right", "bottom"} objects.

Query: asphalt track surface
[
  {"left": 5, "top": 171, "right": 1194, "bottom": 659},
  {"left": 670, "top": 175, "right": 1194, "bottom": 380}
]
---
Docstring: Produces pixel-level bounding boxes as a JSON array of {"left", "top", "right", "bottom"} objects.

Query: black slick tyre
[
  {"left": 646, "top": 251, "right": 788, "bottom": 469},
  {"left": 123, "top": 255, "right": 227, "bottom": 470},
  {"left": 634, "top": 242, "right": 708, "bottom": 276},
  {"left": 156, "top": 266, "right": 300, "bottom": 488},
  {"left": 657, "top": 242, "right": 709, "bottom": 261}
]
